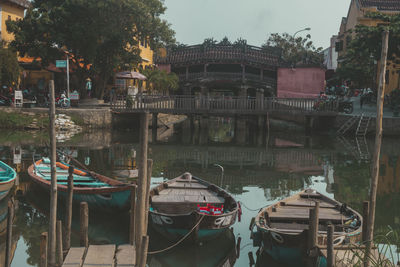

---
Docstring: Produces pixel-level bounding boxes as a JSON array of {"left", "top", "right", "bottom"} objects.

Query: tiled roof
[
  {"left": 4, "top": 0, "right": 31, "bottom": 9},
  {"left": 360, "top": 0, "right": 400, "bottom": 11}
]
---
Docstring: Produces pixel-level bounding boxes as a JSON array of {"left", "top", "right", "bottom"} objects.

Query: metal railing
[{"left": 111, "top": 95, "right": 338, "bottom": 114}]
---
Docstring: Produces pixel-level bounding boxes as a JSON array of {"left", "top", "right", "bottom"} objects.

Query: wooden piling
[
  {"left": 48, "top": 80, "right": 58, "bottom": 267},
  {"left": 5, "top": 201, "right": 14, "bottom": 267},
  {"left": 135, "top": 112, "right": 148, "bottom": 252},
  {"left": 327, "top": 224, "right": 334, "bottom": 267},
  {"left": 56, "top": 220, "right": 63, "bottom": 266},
  {"left": 362, "top": 201, "right": 369, "bottom": 243},
  {"left": 64, "top": 165, "right": 74, "bottom": 251},
  {"left": 138, "top": 235, "right": 149, "bottom": 267},
  {"left": 307, "top": 202, "right": 320, "bottom": 267},
  {"left": 365, "top": 29, "right": 389, "bottom": 267},
  {"left": 152, "top": 113, "right": 158, "bottom": 143},
  {"left": 248, "top": 251, "right": 255, "bottom": 266},
  {"left": 144, "top": 159, "right": 153, "bottom": 233},
  {"left": 40, "top": 232, "right": 48, "bottom": 267},
  {"left": 129, "top": 185, "right": 137, "bottom": 245},
  {"left": 80, "top": 202, "right": 89, "bottom": 247}
]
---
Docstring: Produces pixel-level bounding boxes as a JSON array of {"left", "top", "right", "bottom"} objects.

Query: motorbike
[
  {"left": 56, "top": 93, "right": 71, "bottom": 108},
  {"left": 337, "top": 99, "right": 354, "bottom": 114},
  {"left": 0, "top": 94, "right": 11, "bottom": 106}
]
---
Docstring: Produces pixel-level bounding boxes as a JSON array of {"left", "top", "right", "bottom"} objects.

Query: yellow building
[
  {"left": 338, "top": 0, "right": 400, "bottom": 93},
  {"left": 0, "top": 0, "right": 29, "bottom": 43}
]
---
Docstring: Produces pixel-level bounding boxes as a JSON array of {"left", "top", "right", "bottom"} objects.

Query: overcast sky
[{"left": 162, "top": 0, "right": 351, "bottom": 49}]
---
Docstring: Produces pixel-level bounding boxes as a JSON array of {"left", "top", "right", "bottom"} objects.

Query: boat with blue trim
[
  {"left": 28, "top": 158, "right": 133, "bottom": 211},
  {"left": 250, "top": 189, "right": 362, "bottom": 267},
  {"left": 149, "top": 172, "right": 239, "bottom": 242},
  {"left": 0, "top": 161, "right": 17, "bottom": 200}
]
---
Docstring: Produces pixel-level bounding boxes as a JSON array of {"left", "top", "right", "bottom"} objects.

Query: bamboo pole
[
  {"left": 327, "top": 224, "right": 334, "bottom": 267},
  {"left": 135, "top": 112, "right": 148, "bottom": 253},
  {"left": 129, "top": 185, "right": 137, "bottom": 245},
  {"left": 5, "top": 201, "right": 14, "bottom": 267},
  {"left": 138, "top": 235, "right": 149, "bottom": 267},
  {"left": 364, "top": 29, "right": 389, "bottom": 267},
  {"left": 307, "top": 202, "right": 320, "bottom": 267},
  {"left": 48, "top": 80, "right": 58, "bottom": 267},
  {"left": 144, "top": 159, "right": 153, "bottom": 234},
  {"left": 56, "top": 220, "right": 63, "bottom": 266},
  {"left": 362, "top": 201, "right": 369, "bottom": 243},
  {"left": 40, "top": 232, "right": 48, "bottom": 267},
  {"left": 64, "top": 165, "right": 74, "bottom": 251},
  {"left": 80, "top": 202, "right": 89, "bottom": 247}
]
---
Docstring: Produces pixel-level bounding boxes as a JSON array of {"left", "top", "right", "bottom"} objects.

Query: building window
[{"left": 335, "top": 41, "right": 343, "bottom": 52}]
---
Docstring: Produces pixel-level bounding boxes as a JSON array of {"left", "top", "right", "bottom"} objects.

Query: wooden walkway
[
  {"left": 111, "top": 95, "right": 339, "bottom": 116},
  {"left": 62, "top": 244, "right": 135, "bottom": 267}
]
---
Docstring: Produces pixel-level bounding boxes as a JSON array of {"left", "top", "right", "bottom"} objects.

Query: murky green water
[{"left": 0, "top": 117, "right": 399, "bottom": 267}]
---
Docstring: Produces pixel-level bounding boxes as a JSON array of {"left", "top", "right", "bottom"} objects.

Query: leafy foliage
[
  {"left": 6, "top": 0, "right": 175, "bottom": 97},
  {"left": 0, "top": 42, "right": 21, "bottom": 87},
  {"left": 335, "top": 12, "right": 400, "bottom": 88},
  {"left": 263, "top": 32, "right": 323, "bottom": 67},
  {"left": 141, "top": 68, "right": 178, "bottom": 94}
]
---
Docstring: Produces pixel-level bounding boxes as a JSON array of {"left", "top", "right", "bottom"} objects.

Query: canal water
[{"left": 0, "top": 117, "right": 399, "bottom": 266}]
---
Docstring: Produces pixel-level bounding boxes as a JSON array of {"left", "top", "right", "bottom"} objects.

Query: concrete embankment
[{"left": 0, "top": 107, "right": 112, "bottom": 130}]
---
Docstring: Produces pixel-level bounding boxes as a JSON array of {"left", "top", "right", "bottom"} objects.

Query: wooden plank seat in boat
[
  {"left": 152, "top": 194, "right": 224, "bottom": 204},
  {"left": 56, "top": 182, "right": 108, "bottom": 187},
  {"left": 167, "top": 181, "right": 208, "bottom": 189},
  {"left": 158, "top": 188, "right": 217, "bottom": 197},
  {"left": 269, "top": 207, "right": 348, "bottom": 222},
  {"left": 268, "top": 222, "right": 346, "bottom": 234},
  {"left": 282, "top": 199, "right": 336, "bottom": 208}
]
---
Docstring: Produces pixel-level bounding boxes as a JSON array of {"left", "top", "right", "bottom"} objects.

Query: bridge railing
[{"left": 112, "top": 95, "right": 338, "bottom": 113}]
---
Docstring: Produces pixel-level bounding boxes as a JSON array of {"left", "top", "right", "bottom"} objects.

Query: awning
[{"left": 115, "top": 71, "right": 147, "bottom": 80}]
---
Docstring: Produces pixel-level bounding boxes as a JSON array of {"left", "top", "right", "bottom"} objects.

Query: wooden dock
[
  {"left": 62, "top": 244, "right": 135, "bottom": 267},
  {"left": 319, "top": 246, "right": 387, "bottom": 267}
]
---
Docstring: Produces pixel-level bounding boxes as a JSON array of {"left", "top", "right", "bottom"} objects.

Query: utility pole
[
  {"left": 48, "top": 80, "right": 58, "bottom": 267},
  {"left": 66, "top": 54, "right": 70, "bottom": 98},
  {"left": 364, "top": 29, "right": 389, "bottom": 267}
]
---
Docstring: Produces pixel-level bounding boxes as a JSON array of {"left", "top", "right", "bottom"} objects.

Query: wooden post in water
[
  {"left": 48, "top": 80, "right": 58, "bottom": 267},
  {"left": 327, "top": 224, "right": 334, "bottom": 267},
  {"left": 80, "top": 202, "right": 89, "bottom": 247},
  {"left": 56, "top": 220, "right": 63, "bottom": 266},
  {"left": 40, "top": 232, "right": 48, "bottom": 267},
  {"left": 5, "top": 201, "right": 14, "bottom": 267},
  {"left": 138, "top": 235, "right": 149, "bottom": 267},
  {"left": 129, "top": 185, "right": 137, "bottom": 245},
  {"left": 135, "top": 112, "right": 148, "bottom": 254},
  {"left": 365, "top": 29, "right": 389, "bottom": 267},
  {"left": 64, "top": 165, "right": 74, "bottom": 251},
  {"left": 144, "top": 159, "right": 153, "bottom": 232},
  {"left": 152, "top": 113, "right": 158, "bottom": 143},
  {"left": 362, "top": 201, "right": 369, "bottom": 243},
  {"left": 307, "top": 202, "right": 320, "bottom": 267}
]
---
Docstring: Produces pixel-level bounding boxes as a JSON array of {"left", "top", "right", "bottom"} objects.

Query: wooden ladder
[
  {"left": 356, "top": 114, "right": 371, "bottom": 137},
  {"left": 355, "top": 136, "right": 370, "bottom": 160},
  {"left": 337, "top": 115, "right": 360, "bottom": 136}
]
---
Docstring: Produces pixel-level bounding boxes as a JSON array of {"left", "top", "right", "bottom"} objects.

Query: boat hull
[{"left": 149, "top": 211, "right": 237, "bottom": 242}]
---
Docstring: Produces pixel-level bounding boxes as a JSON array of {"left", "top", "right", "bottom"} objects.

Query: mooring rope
[
  {"left": 147, "top": 215, "right": 205, "bottom": 255},
  {"left": 239, "top": 201, "right": 264, "bottom": 212}
]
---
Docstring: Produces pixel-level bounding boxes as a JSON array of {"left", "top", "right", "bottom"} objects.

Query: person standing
[{"left": 86, "top": 78, "right": 92, "bottom": 98}]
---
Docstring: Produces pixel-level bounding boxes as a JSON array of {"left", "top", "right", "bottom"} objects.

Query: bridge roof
[
  {"left": 156, "top": 44, "right": 282, "bottom": 69},
  {"left": 360, "top": 0, "right": 400, "bottom": 11}
]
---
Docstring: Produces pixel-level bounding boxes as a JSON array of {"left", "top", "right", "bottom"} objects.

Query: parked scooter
[{"left": 56, "top": 92, "right": 71, "bottom": 108}]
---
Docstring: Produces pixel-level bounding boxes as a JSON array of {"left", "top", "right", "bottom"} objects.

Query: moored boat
[
  {"left": 28, "top": 158, "right": 133, "bottom": 211},
  {"left": 149, "top": 172, "right": 239, "bottom": 242},
  {"left": 0, "top": 161, "right": 17, "bottom": 201},
  {"left": 251, "top": 189, "right": 362, "bottom": 267}
]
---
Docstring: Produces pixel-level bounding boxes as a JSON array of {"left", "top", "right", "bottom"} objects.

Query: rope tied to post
[{"left": 147, "top": 215, "right": 205, "bottom": 255}]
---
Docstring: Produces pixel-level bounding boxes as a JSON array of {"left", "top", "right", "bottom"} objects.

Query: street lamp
[
  {"left": 214, "top": 164, "right": 224, "bottom": 187},
  {"left": 293, "top": 27, "right": 311, "bottom": 39}
]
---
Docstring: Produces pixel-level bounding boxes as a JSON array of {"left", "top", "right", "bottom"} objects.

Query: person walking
[{"left": 85, "top": 78, "right": 92, "bottom": 98}]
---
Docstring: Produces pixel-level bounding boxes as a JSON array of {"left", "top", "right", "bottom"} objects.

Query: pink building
[{"left": 277, "top": 67, "right": 325, "bottom": 98}]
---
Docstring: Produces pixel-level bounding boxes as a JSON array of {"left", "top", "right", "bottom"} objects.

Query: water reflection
[{"left": 0, "top": 117, "right": 398, "bottom": 266}]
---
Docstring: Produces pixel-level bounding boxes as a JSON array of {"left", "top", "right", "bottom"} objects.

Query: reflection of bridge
[{"left": 112, "top": 95, "right": 338, "bottom": 116}]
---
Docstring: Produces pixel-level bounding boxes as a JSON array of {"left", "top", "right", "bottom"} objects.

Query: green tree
[
  {"left": 263, "top": 32, "right": 323, "bottom": 67},
  {"left": 6, "top": 0, "right": 175, "bottom": 98},
  {"left": 0, "top": 42, "right": 21, "bottom": 87},
  {"left": 141, "top": 68, "right": 178, "bottom": 94},
  {"left": 336, "top": 12, "right": 400, "bottom": 89}
]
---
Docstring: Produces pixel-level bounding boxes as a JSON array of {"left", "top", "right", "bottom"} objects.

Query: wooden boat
[
  {"left": 28, "top": 158, "right": 133, "bottom": 211},
  {"left": 0, "top": 161, "right": 17, "bottom": 201},
  {"left": 149, "top": 172, "right": 239, "bottom": 242},
  {"left": 251, "top": 189, "right": 362, "bottom": 267}
]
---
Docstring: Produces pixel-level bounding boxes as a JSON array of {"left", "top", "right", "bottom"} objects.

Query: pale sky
[{"left": 162, "top": 0, "right": 351, "bottom": 49}]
